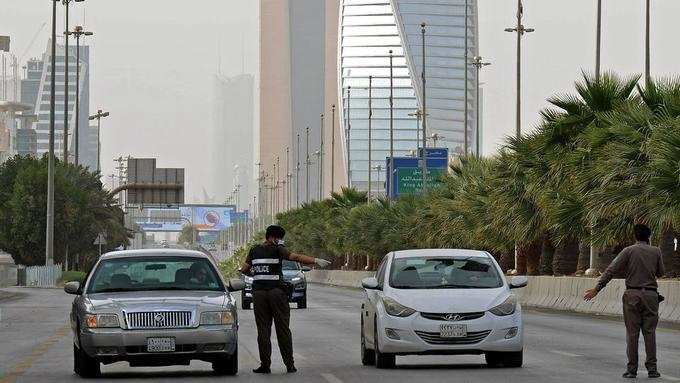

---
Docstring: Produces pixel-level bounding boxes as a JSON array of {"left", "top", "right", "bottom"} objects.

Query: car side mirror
[
  {"left": 509, "top": 276, "right": 528, "bottom": 289},
  {"left": 228, "top": 279, "right": 246, "bottom": 292},
  {"left": 301, "top": 266, "right": 312, "bottom": 272},
  {"left": 64, "top": 281, "right": 81, "bottom": 295},
  {"left": 361, "top": 277, "right": 380, "bottom": 290}
]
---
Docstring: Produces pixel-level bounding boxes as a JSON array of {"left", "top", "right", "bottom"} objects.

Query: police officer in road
[
  {"left": 584, "top": 224, "right": 665, "bottom": 379},
  {"left": 240, "top": 225, "right": 331, "bottom": 374}
]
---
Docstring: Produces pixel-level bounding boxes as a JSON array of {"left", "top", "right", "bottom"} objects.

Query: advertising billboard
[
  {"left": 131, "top": 205, "right": 235, "bottom": 232},
  {"left": 180, "top": 206, "right": 233, "bottom": 232}
]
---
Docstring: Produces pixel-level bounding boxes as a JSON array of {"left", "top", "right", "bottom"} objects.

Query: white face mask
[{"left": 276, "top": 239, "right": 285, "bottom": 245}]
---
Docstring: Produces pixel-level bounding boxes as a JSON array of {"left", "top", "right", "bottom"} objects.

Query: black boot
[
  {"left": 622, "top": 371, "right": 637, "bottom": 379},
  {"left": 286, "top": 365, "right": 297, "bottom": 373},
  {"left": 253, "top": 366, "right": 271, "bottom": 374},
  {"left": 648, "top": 371, "right": 661, "bottom": 379}
]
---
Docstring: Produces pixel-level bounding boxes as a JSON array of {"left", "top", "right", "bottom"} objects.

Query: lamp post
[
  {"left": 645, "top": 0, "right": 651, "bottom": 86},
  {"left": 315, "top": 150, "right": 322, "bottom": 199},
  {"left": 464, "top": 0, "right": 469, "bottom": 155},
  {"left": 388, "top": 50, "right": 395, "bottom": 199},
  {"left": 68, "top": 25, "right": 93, "bottom": 166},
  {"left": 346, "top": 86, "right": 352, "bottom": 188},
  {"left": 505, "top": 0, "right": 534, "bottom": 140},
  {"left": 470, "top": 56, "right": 491, "bottom": 157},
  {"left": 331, "top": 104, "right": 336, "bottom": 193},
  {"left": 46, "top": 0, "right": 58, "bottom": 266},
  {"left": 367, "top": 75, "right": 373, "bottom": 201},
  {"left": 285, "top": 146, "right": 290, "bottom": 211},
  {"left": 319, "top": 113, "right": 324, "bottom": 199},
  {"left": 372, "top": 165, "right": 384, "bottom": 197},
  {"left": 420, "top": 23, "right": 428, "bottom": 193},
  {"left": 88, "top": 109, "right": 109, "bottom": 172},
  {"left": 595, "top": 0, "right": 602, "bottom": 81},
  {"left": 305, "top": 126, "right": 311, "bottom": 203},
  {"left": 429, "top": 133, "right": 445, "bottom": 148},
  {"left": 296, "top": 133, "right": 301, "bottom": 207}
]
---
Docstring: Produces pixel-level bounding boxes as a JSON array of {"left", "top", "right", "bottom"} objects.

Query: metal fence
[{"left": 22, "top": 264, "right": 62, "bottom": 287}]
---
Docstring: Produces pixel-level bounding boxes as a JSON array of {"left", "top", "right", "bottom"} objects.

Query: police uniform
[{"left": 245, "top": 242, "right": 294, "bottom": 369}]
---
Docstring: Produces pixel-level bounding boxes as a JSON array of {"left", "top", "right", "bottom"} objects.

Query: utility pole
[
  {"left": 388, "top": 50, "right": 394, "bottom": 199},
  {"left": 46, "top": 0, "right": 58, "bottom": 266},
  {"left": 420, "top": 23, "right": 428, "bottom": 193},
  {"left": 346, "top": 87, "right": 352, "bottom": 188},
  {"left": 316, "top": 149, "right": 322, "bottom": 200},
  {"left": 285, "top": 146, "right": 290, "bottom": 211},
  {"left": 305, "top": 126, "right": 310, "bottom": 203},
  {"left": 505, "top": 0, "right": 534, "bottom": 139},
  {"left": 296, "top": 133, "right": 301, "bottom": 207},
  {"left": 464, "top": 0, "right": 469, "bottom": 155},
  {"left": 68, "top": 25, "right": 92, "bottom": 166},
  {"left": 470, "top": 56, "right": 491, "bottom": 157},
  {"left": 368, "top": 75, "right": 373, "bottom": 201},
  {"left": 62, "top": 0, "right": 70, "bottom": 163},
  {"left": 645, "top": 0, "right": 651, "bottom": 86},
  {"left": 88, "top": 109, "right": 110, "bottom": 172},
  {"left": 319, "top": 113, "right": 324, "bottom": 199},
  {"left": 276, "top": 155, "right": 280, "bottom": 214},
  {"left": 595, "top": 0, "right": 602, "bottom": 81},
  {"left": 331, "top": 104, "right": 336, "bottom": 193}
]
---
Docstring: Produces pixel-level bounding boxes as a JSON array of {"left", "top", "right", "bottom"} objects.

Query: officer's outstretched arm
[{"left": 289, "top": 253, "right": 331, "bottom": 268}]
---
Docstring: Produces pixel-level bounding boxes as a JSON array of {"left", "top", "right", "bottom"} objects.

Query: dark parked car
[{"left": 241, "top": 260, "right": 311, "bottom": 309}]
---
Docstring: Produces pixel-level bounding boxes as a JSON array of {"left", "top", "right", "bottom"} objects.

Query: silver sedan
[{"left": 64, "top": 249, "right": 245, "bottom": 378}]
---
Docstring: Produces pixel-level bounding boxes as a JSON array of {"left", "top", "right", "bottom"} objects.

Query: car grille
[
  {"left": 420, "top": 312, "right": 485, "bottom": 321},
  {"left": 415, "top": 330, "right": 492, "bottom": 345},
  {"left": 125, "top": 344, "right": 197, "bottom": 354},
  {"left": 126, "top": 311, "right": 192, "bottom": 329}
]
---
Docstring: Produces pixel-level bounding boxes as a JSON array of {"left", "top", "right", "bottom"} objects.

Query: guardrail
[{"left": 306, "top": 270, "right": 680, "bottom": 324}]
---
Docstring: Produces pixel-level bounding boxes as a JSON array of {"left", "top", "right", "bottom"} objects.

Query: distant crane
[{"left": 19, "top": 22, "right": 48, "bottom": 64}]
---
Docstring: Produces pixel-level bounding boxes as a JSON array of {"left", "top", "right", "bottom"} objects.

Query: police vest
[{"left": 250, "top": 245, "right": 284, "bottom": 288}]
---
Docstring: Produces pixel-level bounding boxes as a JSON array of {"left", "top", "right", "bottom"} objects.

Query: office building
[{"left": 338, "top": 0, "right": 479, "bottom": 194}]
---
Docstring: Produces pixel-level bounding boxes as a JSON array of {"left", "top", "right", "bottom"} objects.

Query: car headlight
[
  {"left": 244, "top": 276, "right": 253, "bottom": 284},
  {"left": 489, "top": 295, "right": 517, "bottom": 316},
  {"left": 291, "top": 277, "right": 302, "bottom": 283},
  {"left": 200, "top": 311, "right": 235, "bottom": 325},
  {"left": 381, "top": 297, "right": 416, "bottom": 317},
  {"left": 85, "top": 313, "right": 120, "bottom": 328}
]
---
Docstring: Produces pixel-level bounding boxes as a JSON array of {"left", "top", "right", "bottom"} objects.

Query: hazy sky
[{"left": 3, "top": 1, "right": 680, "bottom": 202}]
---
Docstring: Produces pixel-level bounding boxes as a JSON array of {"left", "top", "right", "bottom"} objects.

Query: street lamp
[
  {"left": 388, "top": 50, "right": 395, "bottom": 199},
  {"left": 68, "top": 25, "right": 93, "bottom": 166},
  {"left": 505, "top": 0, "right": 534, "bottom": 140},
  {"left": 595, "top": 0, "right": 603, "bottom": 81},
  {"left": 645, "top": 0, "right": 651, "bottom": 85},
  {"left": 61, "top": 0, "right": 86, "bottom": 164},
  {"left": 420, "top": 23, "right": 428, "bottom": 193},
  {"left": 319, "top": 113, "right": 324, "bottom": 199},
  {"left": 470, "top": 56, "right": 491, "bottom": 157},
  {"left": 88, "top": 109, "right": 109, "bottom": 172},
  {"left": 429, "top": 133, "right": 445, "bottom": 148},
  {"left": 367, "top": 75, "right": 373, "bottom": 201},
  {"left": 46, "top": 0, "right": 59, "bottom": 266}
]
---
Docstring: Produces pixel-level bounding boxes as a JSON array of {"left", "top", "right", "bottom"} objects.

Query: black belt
[{"left": 627, "top": 286, "right": 657, "bottom": 292}]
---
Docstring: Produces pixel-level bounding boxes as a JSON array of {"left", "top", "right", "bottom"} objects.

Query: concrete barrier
[{"left": 307, "top": 270, "right": 680, "bottom": 324}]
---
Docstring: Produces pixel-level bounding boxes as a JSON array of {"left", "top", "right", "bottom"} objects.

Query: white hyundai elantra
[{"left": 360, "top": 249, "right": 527, "bottom": 369}]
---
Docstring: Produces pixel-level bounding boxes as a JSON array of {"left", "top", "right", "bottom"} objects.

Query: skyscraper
[
  {"left": 32, "top": 40, "right": 91, "bottom": 167},
  {"left": 339, "top": 0, "right": 479, "bottom": 194}
]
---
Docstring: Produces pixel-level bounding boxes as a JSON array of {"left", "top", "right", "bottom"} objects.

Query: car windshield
[
  {"left": 389, "top": 256, "right": 503, "bottom": 289},
  {"left": 87, "top": 256, "right": 224, "bottom": 293},
  {"left": 282, "top": 260, "right": 300, "bottom": 270}
]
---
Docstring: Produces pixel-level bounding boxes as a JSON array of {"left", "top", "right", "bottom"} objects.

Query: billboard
[
  {"left": 131, "top": 205, "right": 235, "bottom": 232},
  {"left": 180, "top": 206, "right": 233, "bottom": 232}
]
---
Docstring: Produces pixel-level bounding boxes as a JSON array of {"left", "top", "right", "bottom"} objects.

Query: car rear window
[
  {"left": 389, "top": 256, "right": 502, "bottom": 289},
  {"left": 87, "top": 256, "right": 224, "bottom": 293}
]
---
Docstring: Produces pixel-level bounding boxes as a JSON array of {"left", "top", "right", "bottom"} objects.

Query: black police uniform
[{"left": 245, "top": 242, "right": 294, "bottom": 369}]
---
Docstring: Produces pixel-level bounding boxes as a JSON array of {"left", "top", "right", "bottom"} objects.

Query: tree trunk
[
  {"left": 540, "top": 238, "right": 555, "bottom": 275},
  {"left": 659, "top": 227, "right": 677, "bottom": 277},
  {"left": 515, "top": 244, "right": 527, "bottom": 275},
  {"left": 519, "top": 239, "right": 542, "bottom": 276},
  {"left": 552, "top": 237, "right": 580, "bottom": 276},
  {"left": 575, "top": 242, "right": 591, "bottom": 275},
  {"left": 498, "top": 251, "right": 514, "bottom": 273}
]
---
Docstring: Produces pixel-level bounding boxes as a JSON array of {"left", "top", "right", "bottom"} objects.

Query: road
[{"left": 1, "top": 284, "right": 679, "bottom": 383}]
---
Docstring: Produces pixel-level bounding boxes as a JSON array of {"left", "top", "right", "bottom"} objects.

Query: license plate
[
  {"left": 147, "top": 337, "right": 175, "bottom": 352},
  {"left": 440, "top": 324, "right": 467, "bottom": 338}
]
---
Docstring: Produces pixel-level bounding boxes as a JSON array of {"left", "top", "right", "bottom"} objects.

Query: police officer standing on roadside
[
  {"left": 240, "top": 225, "right": 331, "bottom": 374},
  {"left": 584, "top": 224, "right": 665, "bottom": 379}
]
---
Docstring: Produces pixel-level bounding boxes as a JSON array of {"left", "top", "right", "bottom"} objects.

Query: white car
[{"left": 360, "top": 249, "right": 527, "bottom": 369}]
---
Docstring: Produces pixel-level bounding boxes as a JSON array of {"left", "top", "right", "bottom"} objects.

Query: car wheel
[
  {"left": 73, "top": 343, "right": 101, "bottom": 378},
  {"left": 360, "top": 315, "right": 375, "bottom": 366},
  {"left": 212, "top": 347, "right": 238, "bottom": 376},
  {"left": 297, "top": 297, "right": 307, "bottom": 309},
  {"left": 241, "top": 300, "right": 251, "bottom": 310},
  {"left": 485, "top": 350, "right": 523, "bottom": 368},
  {"left": 374, "top": 318, "right": 395, "bottom": 369}
]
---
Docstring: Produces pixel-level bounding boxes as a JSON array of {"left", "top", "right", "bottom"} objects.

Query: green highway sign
[{"left": 397, "top": 168, "right": 445, "bottom": 194}]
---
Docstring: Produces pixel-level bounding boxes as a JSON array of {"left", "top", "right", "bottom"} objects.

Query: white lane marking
[
  {"left": 550, "top": 350, "right": 582, "bottom": 357},
  {"left": 321, "top": 372, "right": 344, "bottom": 383}
]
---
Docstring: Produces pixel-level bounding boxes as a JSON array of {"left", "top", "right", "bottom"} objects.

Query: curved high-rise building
[{"left": 339, "top": 0, "right": 479, "bottom": 195}]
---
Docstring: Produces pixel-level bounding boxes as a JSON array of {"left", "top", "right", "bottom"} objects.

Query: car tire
[
  {"left": 374, "top": 319, "right": 395, "bottom": 369},
  {"left": 485, "top": 350, "right": 523, "bottom": 368},
  {"left": 242, "top": 300, "right": 251, "bottom": 310},
  {"left": 360, "top": 316, "right": 375, "bottom": 366},
  {"left": 73, "top": 343, "right": 101, "bottom": 378},
  {"left": 212, "top": 347, "right": 238, "bottom": 376},
  {"left": 297, "top": 297, "right": 307, "bottom": 309}
]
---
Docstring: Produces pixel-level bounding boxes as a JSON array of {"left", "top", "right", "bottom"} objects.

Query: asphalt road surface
[{"left": 1, "top": 284, "right": 679, "bottom": 383}]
